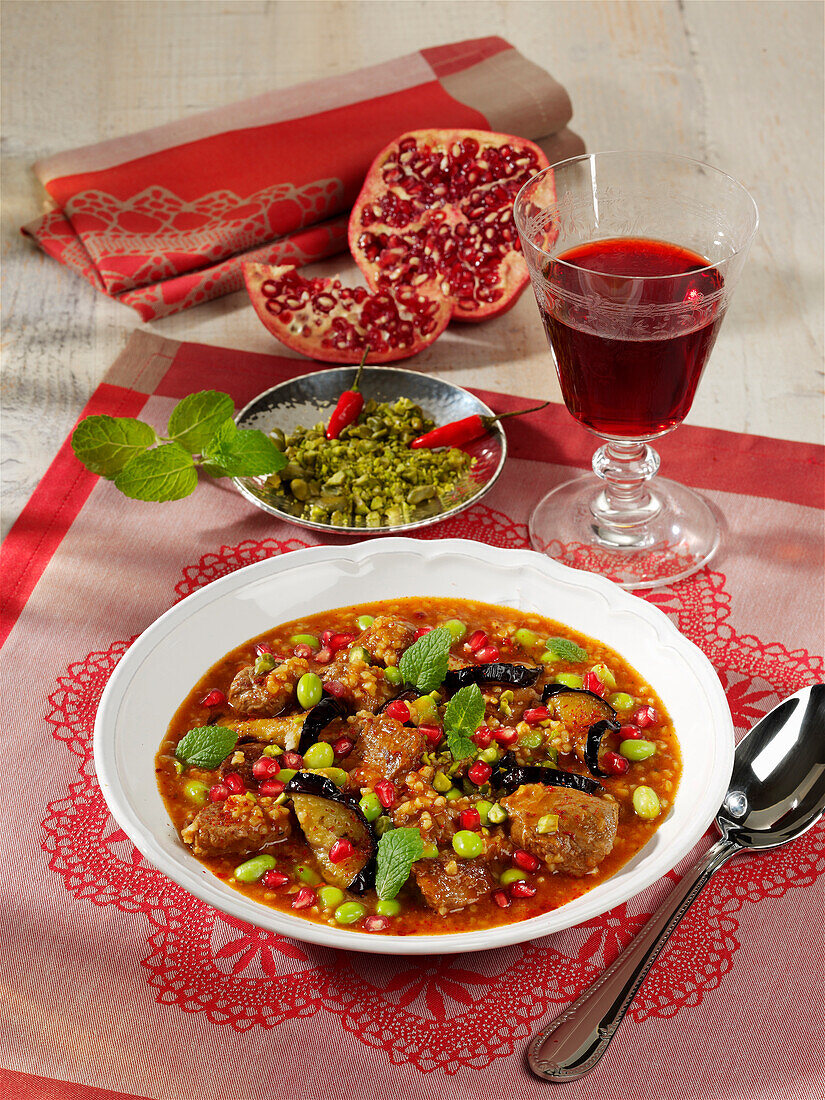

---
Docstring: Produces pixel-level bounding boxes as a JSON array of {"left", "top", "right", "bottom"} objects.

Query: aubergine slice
[
  {"left": 490, "top": 752, "right": 602, "bottom": 796},
  {"left": 541, "top": 684, "right": 621, "bottom": 778},
  {"left": 298, "top": 696, "right": 349, "bottom": 754},
  {"left": 284, "top": 772, "right": 376, "bottom": 892},
  {"left": 444, "top": 663, "right": 541, "bottom": 691},
  {"left": 218, "top": 713, "right": 305, "bottom": 751}
]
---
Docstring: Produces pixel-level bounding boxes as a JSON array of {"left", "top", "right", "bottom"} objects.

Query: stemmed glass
[{"left": 513, "top": 152, "right": 758, "bottom": 588}]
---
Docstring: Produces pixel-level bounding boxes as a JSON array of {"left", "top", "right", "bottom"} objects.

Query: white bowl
[{"left": 94, "top": 539, "right": 733, "bottom": 955}]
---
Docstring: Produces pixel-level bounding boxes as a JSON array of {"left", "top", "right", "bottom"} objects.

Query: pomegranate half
[
  {"left": 243, "top": 263, "right": 452, "bottom": 363},
  {"left": 348, "top": 129, "right": 550, "bottom": 322}
]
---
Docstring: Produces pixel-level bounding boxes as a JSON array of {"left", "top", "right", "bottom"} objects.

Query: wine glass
[{"left": 513, "top": 151, "right": 758, "bottom": 588}]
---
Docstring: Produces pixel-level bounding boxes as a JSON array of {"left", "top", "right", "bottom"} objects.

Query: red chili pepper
[
  {"left": 325, "top": 350, "right": 368, "bottom": 440},
  {"left": 410, "top": 401, "right": 550, "bottom": 450}
]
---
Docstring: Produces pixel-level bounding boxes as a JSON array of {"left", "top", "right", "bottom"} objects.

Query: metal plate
[{"left": 231, "top": 366, "right": 507, "bottom": 534}]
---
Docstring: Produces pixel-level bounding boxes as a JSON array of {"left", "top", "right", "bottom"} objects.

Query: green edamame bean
[
  {"left": 475, "top": 799, "right": 493, "bottom": 825},
  {"left": 375, "top": 898, "right": 402, "bottom": 916},
  {"left": 234, "top": 854, "right": 277, "bottom": 883},
  {"left": 444, "top": 619, "right": 467, "bottom": 642},
  {"left": 356, "top": 614, "right": 375, "bottom": 630},
  {"left": 609, "top": 692, "right": 636, "bottom": 712},
  {"left": 499, "top": 867, "right": 528, "bottom": 885},
  {"left": 444, "top": 787, "right": 463, "bottom": 802},
  {"left": 334, "top": 901, "right": 366, "bottom": 925},
  {"left": 359, "top": 792, "right": 382, "bottom": 821},
  {"left": 277, "top": 768, "right": 297, "bottom": 783},
  {"left": 296, "top": 672, "right": 323, "bottom": 709},
  {"left": 632, "top": 785, "right": 661, "bottom": 819},
  {"left": 291, "top": 633, "right": 320, "bottom": 648},
  {"left": 318, "top": 885, "right": 345, "bottom": 909},
  {"left": 452, "top": 830, "right": 484, "bottom": 858},
  {"left": 421, "top": 842, "right": 439, "bottom": 858},
  {"left": 591, "top": 662, "right": 617, "bottom": 689},
  {"left": 295, "top": 864, "right": 322, "bottom": 885},
  {"left": 183, "top": 780, "right": 209, "bottom": 806},
  {"left": 514, "top": 627, "right": 540, "bottom": 648},
  {"left": 374, "top": 816, "right": 394, "bottom": 836},
  {"left": 554, "top": 673, "right": 583, "bottom": 690},
  {"left": 303, "top": 740, "right": 334, "bottom": 768},
  {"left": 479, "top": 745, "right": 501, "bottom": 764},
  {"left": 384, "top": 665, "right": 403, "bottom": 685},
  {"left": 316, "top": 767, "right": 347, "bottom": 787},
  {"left": 620, "top": 738, "right": 656, "bottom": 761}
]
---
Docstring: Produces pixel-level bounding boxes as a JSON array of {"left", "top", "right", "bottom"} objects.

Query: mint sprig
[
  {"left": 375, "top": 826, "right": 424, "bottom": 900},
  {"left": 71, "top": 390, "right": 286, "bottom": 502},
  {"left": 175, "top": 725, "right": 239, "bottom": 770},
  {"left": 545, "top": 637, "right": 588, "bottom": 663},
  {"left": 398, "top": 626, "right": 453, "bottom": 693},
  {"left": 444, "top": 683, "right": 485, "bottom": 761}
]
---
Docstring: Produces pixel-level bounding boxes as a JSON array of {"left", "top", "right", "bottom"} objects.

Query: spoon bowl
[{"left": 528, "top": 683, "right": 825, "bottom": 1081}]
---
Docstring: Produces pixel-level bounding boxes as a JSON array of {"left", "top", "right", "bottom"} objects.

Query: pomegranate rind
[
  {"left": 243, "top": 263, "right": 452, "bottom": 364},
  {"left": 348, "top": 129, "right": 551, "bottom": 323}
]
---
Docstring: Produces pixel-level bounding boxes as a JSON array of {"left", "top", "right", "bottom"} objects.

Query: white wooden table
[{"left": 2, "top": 0, "right": 823, "bottom": 539}]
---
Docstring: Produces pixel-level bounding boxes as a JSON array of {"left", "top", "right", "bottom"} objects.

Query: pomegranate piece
[
  {"left": 223, "top": 772, "right": 245, "bottom": 794},
  {"left": 252, "top": 756, "right": 281, "bottom": 781},
  {"left": 329, "top": 838, "right": 355, "bottom": 865},
  {"left": 375, "top": 779, "right": 396, "bottom": 808},
  {"left": 201, "top": 689, "right": 226, "bottom": 708},
  {"left": 243, "top": 263, "right": 451, "bottom": 363},
  {"left": 468, "top": 761, "right": 492, "bottom": 786},
  {"left": 261, "top": 870, "right": 289, "bottom": 889},
  {"left": 349, "top": 129, "right": 550, "bottom": 322}
]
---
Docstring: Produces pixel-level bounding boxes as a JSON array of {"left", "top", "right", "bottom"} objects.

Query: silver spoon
[{"left": 528, "top": 683, "right": 825, "bottom": 1082}]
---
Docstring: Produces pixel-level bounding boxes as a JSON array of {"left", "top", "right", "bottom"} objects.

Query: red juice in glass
[{"left": 540, "top": 238, "right": 725, "bottom": 438}]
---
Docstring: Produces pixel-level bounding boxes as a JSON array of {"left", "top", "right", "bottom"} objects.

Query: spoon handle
[{"left": 527, "top": 836, "right": 739, "bottom": 1081}]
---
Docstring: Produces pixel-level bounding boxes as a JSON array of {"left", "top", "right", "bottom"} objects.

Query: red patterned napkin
[
  {"left": 1, "top": 333, "right": 823, "bottom": 1100},
  {"left": 21, "top": 37, "right": 583, "bottom": 321}
]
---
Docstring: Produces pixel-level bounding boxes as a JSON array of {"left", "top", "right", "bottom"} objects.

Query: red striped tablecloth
[{"left": 1, "top": 332, "right": 823, "bottom": 1100}]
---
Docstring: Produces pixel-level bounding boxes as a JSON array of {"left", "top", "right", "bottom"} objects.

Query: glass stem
[{"left": 590, "top": 440, "right": 662, "bottom": 543}]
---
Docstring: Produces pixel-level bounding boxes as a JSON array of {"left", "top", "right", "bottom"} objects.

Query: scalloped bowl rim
[{"left": 94, "top": 539, "right": 733, "bottom": 955}]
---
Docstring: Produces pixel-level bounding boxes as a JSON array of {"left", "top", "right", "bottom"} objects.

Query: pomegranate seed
[
  {"left": 325, "top": 680, "right": 347, "bottom": 699},
  {"left": 333, "top": 737, "right": 354, "bottom": 757},
  {"left": 293, "top": 643, "right": 314, "bottom": 659},
  {"left": 492, "top": 889, "right": 511, "bottom": 909},
  {"left": 364, "top": 915, "right": 390, "bottom": 932},
  {"left": 281, "top": 752, "right": 303, "bottom": 770},
  {"left": 321, "top": 630, "right": 335, "bottom": 647},
  {"left": 291, "top": 886, "right": 316, "bottom": 909},
  {"left": 602, "top": 751, "right": 629, "bottom": 775},
  {"left": 259, "top": 778, "right": 285, "bottom": 796},
  {"left": 468, "top": 761, "right": 492, "bottom": 786},
  {"left": 634, "top": 705, "right": 657, "bottom": 728},
  {"left": 510, "top": 880, "right": 537, "bottom": 899},
  {"left": 420, "top": 724, "right": 443, "bottom": 746},
  {"left": 223, "top": 772, "right": 245, "bottom": 793},
  {"left": 375, "top": 779, "right": 396, "bottom": 808},
  {"left": 467, "top": 630, "right": 488, "bottom": 652},
  {"left": 261, "top": 870, "right": 289, "bottom": 889},
  {"left": 621, "top": 724, "right": 643, "bottom": 740},
  {"left": 523, "top": 706, "right": 551, "bottom": 724},
  {"left": 414, "top": 625, "right": 434, "bottom": 640},
  {"left": 201, "top": 689, "right": 226, "bottom": 708},
  {"left": 476, "top": 645, "right": 501, "bottom": 663},
  {"left": 384, "top": 699, "right": 411, "bottom": 723},
  {"left": 583, "top": 671, "right": 607, "bottom": 697},
  {"left": 329, "top": 632, "right": 357, "bottom": 653},
  {"left": 460, "top": 808, "right": 481, "bottom": 830},
  {"left": 252, "top": 756, "right": 280, "bottom": 780},
  {"left": 513, "top": 849, "right": 540, "bottom": 872},
  {"left": 255, "top": 642, "right": 273, "bottom": 656},
  {"left": 472, "top": 727, "right": 493, "bottom": 748},
  {"left": 493, "top": 726, "right": 519, "bottom": 746},
  {"left": 329, "top": 838, "right": 354, "bottom": 864},
  {"left": 314, "top": 647, "right": 333, "bottom": 666},
  {"left": 208, "top": 783, "right": 229, "bottom": 802}
]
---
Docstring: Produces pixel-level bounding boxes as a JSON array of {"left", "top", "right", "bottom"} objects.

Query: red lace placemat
[{"left": 1, "top": 332, "right": 823, "bottom": 1100}]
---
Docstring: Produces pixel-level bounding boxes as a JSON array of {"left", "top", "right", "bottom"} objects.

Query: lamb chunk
[
  {"left": 500, "top": 784, "right": 618, "bottom": 876},
  {"left": 181, "top": 794, "right": 291, "bottom": 858},
  {"left": 346, "top": 712, "right": 428, "bottom": 788},
  {"left": 413, "top": 853, "right": 494, "bottom": 913},
  {"left": 227, "top": 657, "right": 310, "bottom": 717},
  {"left": 322, "top": 651, "right": 396, "bottom": 712},
  {"left": 358, "top": 615, "right": 416, "bottom": 667},
  {"left": 219, "top": 741, "right": 267, "bottom": 788}
]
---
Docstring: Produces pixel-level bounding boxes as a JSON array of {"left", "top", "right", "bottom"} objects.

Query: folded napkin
[{"left": 22, "top": 36, "right": 584, "bottom": 320}]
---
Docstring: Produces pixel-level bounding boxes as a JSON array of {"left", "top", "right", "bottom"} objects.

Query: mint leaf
[
  {"left": 375, "top": 826, "right": 424, "bottom": 900},
  {"left": 175, "top": 725, "right": 238, "bottom": 770},
  {"left": 202, "top": 418, "right": 286, "bottom": 478},
  {"left": 71, "top": 415, "right": 156, "bottom": 478},
  {"left": 114, "top": 442, "right": 198, "bottom": 501},
  {"left": 545, "top": 637, "right": 588, "bottom": 663},
  {"left": 444, "top": 683, "right": 485, "bottom": 760},
  {"left": 167, "top": 390, "right": 235, "bottom": 453},
  {"left": 398, "top": 626, "right": 453, "bottom": 693}
]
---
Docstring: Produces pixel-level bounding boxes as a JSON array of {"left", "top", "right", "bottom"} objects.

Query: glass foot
[{"left": 529, "top": 474, "right": 720, "bottom": 589}]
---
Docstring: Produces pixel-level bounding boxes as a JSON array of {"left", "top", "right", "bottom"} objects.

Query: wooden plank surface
[{"left": 2, "top": 0, "right": 823, "bottom": 538}]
